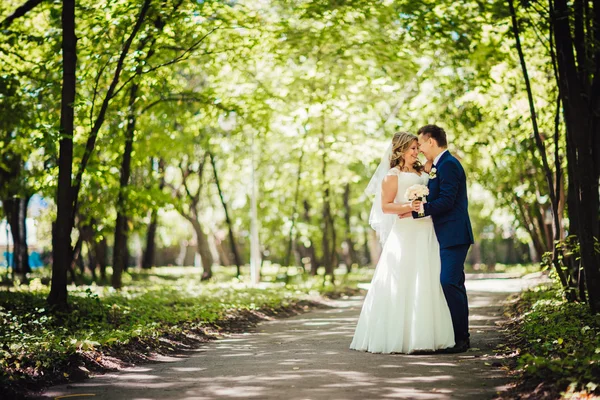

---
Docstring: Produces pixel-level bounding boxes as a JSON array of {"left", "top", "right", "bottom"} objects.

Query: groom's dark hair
[{"left": 417, "top": 124, "right": 447, "bottom": 148}]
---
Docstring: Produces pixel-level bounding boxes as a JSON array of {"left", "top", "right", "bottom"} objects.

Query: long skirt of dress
[{"left": 350, "top": 217, "right": 455, "bottom": 354}]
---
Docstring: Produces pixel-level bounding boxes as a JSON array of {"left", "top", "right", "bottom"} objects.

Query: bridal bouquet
[{"left": 405, "top": 184, "right": 429, "bottom": 217}]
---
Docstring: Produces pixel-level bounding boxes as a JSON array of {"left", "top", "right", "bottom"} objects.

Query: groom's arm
[{"left": 413, "top": 162, "right": 460, "bottom": 218}]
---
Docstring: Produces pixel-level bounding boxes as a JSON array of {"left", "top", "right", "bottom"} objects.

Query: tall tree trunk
[
  {"left": 209, "top": 152, "right": 242, "bottom": 276},
  {"left": 48, "top": 0, "right": 76, "bottom": 307},
  {"left": 112, "top": 82, "right": 138, "bottom": 289}
]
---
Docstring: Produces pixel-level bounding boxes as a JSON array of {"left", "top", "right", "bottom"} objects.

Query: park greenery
[
  {"left": 1, "top": 0, "right": 599, "bottom": 397},
  {"left": 0, "top": 265, "right": 369, "bottom": 396},
  {"left": 0, "top": 0, "right": 596, "bottom": 306},
  {"left": 508, "top": 281, "right": 600, "bottom": 397}
]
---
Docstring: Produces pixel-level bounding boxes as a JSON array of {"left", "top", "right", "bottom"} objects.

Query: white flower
[
  {"left": 405, "top": 184, "right": 429, "bottom": 201},
  {"left": 429, "top": 167, "right": 437, "bottom": 179}
]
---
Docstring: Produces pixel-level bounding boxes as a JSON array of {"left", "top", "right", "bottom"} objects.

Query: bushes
[{"left": 512, "top": 284, "right": 600, "bottom": 396}]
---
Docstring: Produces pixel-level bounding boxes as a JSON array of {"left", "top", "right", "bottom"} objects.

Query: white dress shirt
[{"left": 433, "top": 149, "right": 448, "bottom": 166}]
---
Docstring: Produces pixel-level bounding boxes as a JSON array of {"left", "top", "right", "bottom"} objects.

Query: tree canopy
[{"left": 0, "top": 0, "right": 598, "bottom": 311}]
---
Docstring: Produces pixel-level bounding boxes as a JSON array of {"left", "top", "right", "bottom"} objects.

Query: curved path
[{"left": 41, "top": 274, "right": 546, "bottom": 400}]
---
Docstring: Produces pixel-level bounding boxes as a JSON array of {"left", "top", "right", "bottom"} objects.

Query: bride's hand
[{"left": 424, "top": 160, "right": 433, "bottom": 173}]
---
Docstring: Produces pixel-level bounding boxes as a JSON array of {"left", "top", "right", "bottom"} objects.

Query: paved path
[{"left": 41, "top": 274, "right": 546, "bottom": 400}]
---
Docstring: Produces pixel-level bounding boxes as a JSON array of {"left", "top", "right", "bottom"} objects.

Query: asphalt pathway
[{"left": 41, "top": 273, "right": 546, "bottom": 400}]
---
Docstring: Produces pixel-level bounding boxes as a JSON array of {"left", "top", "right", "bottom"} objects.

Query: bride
[{"left": 350, "top": 131, "right": 455, "bottom": 354}]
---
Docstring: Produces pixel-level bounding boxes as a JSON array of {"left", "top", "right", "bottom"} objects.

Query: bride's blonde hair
[{"left": 390, "top": 131, "right": 423, "bottom": 172}]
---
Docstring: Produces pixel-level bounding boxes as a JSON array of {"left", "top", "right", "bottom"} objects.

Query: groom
[{"left": 411, "top": 124, "right": 474, "bottom": 353}]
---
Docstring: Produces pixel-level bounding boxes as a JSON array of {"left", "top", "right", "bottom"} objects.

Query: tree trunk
[
  {"left": 78, "top": 221, "right": 96, "bottom": 279},
  {"left": 48, "top": 0, "right": 76, "bottom": 308},
  {"left": 142, "top": 210, "right": 159, "bottom": 269},
  {"left": 209, "top": 152, "right": 242, "bottom": 276},
  {"left": 342, "top": 183, "right": 358, "bottom": 272},
  {"left": 70, "top": 234, "right": 83, "bottom": 284},
  {"left": 112, "top": 82, "right": 138, "bottom": 289},
  {"left": 320, "top": 135, "right": 335, "bottom": 278},
  {"left": 4, "top": 197, "right": 31, "bottom": 278},
  {"left": 471, "top": 241, "right": 482, "bottom": 267},
  {"left": 552, "top": 0, "right": 600, "bottom": 312},
  {"left": 86, "top": 241, "right": 97, "bottom": 281},
  {"left": 285, "top": 147, "right": 304, "bottom": 267},
  {"left": 142, "top": 158, "right": 165, "bottom": 269},
  {"left": 96, "top": 236, "right": 108, "bottom": 281},
  {"left": 215, "top": 239, "right": 232, "bottom": 267},
  {"left": 509, "top": 0, "right": 574, "bottom": 291},
  {"left": 186, "top": 216, "right": 213, "bottom": 280},
  {"left": 362, "top": 228, "right": 371, "bottom": 266},
  {"left": 322, "top": 187, "right": 332, "bottom": 276},
  {"left": 302, "top": 200, "right": 319, "bottom": 275}
]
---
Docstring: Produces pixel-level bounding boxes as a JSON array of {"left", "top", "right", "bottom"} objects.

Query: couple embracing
[{"left": 350, "top": 124, "right": 474, "bottom": 354}]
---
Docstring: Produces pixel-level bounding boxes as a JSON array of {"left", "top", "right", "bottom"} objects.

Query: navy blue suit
[{"left": 413, "top": 151, "right": 474, "bottom": 342}]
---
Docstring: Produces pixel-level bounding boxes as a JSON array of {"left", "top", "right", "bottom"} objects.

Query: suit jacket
[{"left": 414, "top": 151, "right": 474, "bottom": 249}]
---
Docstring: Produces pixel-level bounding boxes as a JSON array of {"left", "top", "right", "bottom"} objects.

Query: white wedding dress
[{"left": 350, "top": 169, "right": 455, "bottom": 354}]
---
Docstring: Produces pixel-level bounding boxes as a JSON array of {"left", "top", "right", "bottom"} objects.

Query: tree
[
  {"left": 47, "top": 0, "right": 76, "bottom": 307},
  {"left": 168, "top": 151, "right": 214, "bottom": 280},
  {"left": 549, "top": 0, "right": 600, "bottom": 312}
]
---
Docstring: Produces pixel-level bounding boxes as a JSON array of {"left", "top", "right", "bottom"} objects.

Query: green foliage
[
  {"left": 515, "top": 285, "right": 600, "bottom": 395},
  {"left": 1, "top": 0, "right": 555, "bottom": 274},
  {"left": 0, "top": 266, "right": 369, "bottom": 386}
]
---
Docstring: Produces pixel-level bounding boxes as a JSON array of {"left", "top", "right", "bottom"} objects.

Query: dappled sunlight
[
  {"left": 42, "top": 281, "right": 520, "bottom": 399},
  {"left": 466, "top": 279, "right": 541, "bottom": 293},
  {"left": 202, "top": 384, "right": 266, "bottom": 398},
  {"left": 470, "top": 314, "right": 501, "bottom": 321},
  {"left": 114, "top": 373, "right": 161, "bottom": 380},
  {"left": 171, "top": 367, "right": 206, "bottom": 372},
  {"left": 408, "top": 361, "right": 458, "bottom": 367},
  {"left": 381, "top": 386, "right": 453, "bottom": 399}
]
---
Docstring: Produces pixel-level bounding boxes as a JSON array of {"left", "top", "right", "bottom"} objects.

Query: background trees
[{"left": 0, "top": 0, "right": 597, "bottom": 311}]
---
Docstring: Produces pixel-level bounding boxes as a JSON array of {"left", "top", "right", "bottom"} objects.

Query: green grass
[
  {"left": 0, "top": 265, "right": 373, "bottom": 390},
  {"left": 465, "top": 263, "right": 540, "bottom": 275},
  {"left": 512, "top": 283, "right": 600, "bottom": 396}
]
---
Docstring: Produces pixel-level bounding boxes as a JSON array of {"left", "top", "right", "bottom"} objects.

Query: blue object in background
[
  {"left": 29, "top": 252, "right": 44, "bottom": 268},
  {"left": 2, "top": 251, "right": 44, "bottom": 268},
  {"left": 3, "top": 252, "right": 12, "bottom": 267}
]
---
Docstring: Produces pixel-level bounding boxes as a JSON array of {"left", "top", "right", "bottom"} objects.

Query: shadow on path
[{"left": 41, "top": 276, "right": 546, "bottom": 400}]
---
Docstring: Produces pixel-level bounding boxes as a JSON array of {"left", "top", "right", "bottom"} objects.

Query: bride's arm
[{"left": 381, "top": 175, "right": 413, "bottom": 214}]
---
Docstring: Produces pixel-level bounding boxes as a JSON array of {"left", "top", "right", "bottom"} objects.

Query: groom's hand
[
  {"left": 398, "top": 212, "right": 412, "bottom": 219},
  {"left": 411, "top": 200, "right": 422, "bottom": 212}
]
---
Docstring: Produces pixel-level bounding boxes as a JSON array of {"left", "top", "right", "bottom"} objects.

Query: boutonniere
[{"left": 429, "top": 167, "right": 437, "bottom": 179}]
